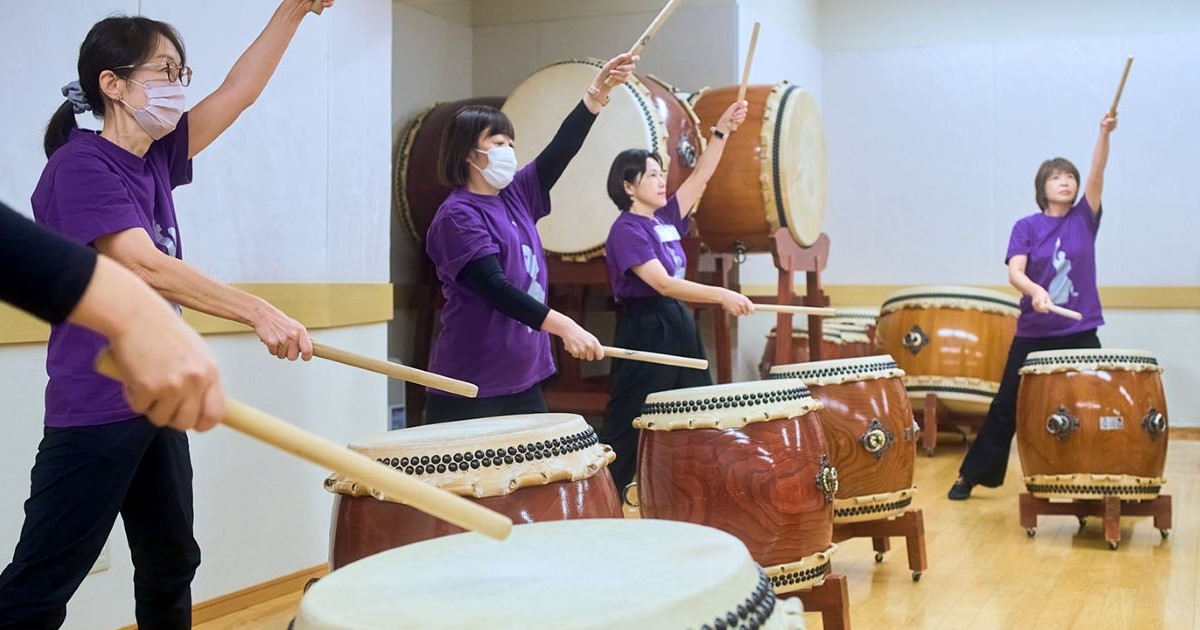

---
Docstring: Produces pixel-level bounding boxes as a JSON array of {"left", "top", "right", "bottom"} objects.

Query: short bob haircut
[
  {"left": 437, "top": 106, "right": 515, "bottom": 188},
  {"left": 1034, "top": 157, "right": 1081, "bottom": 211},
  {"left": 606, "top": 148, "right": 663, "bottom": 211}
]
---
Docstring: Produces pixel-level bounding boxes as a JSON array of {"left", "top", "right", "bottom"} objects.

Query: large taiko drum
[
  {"left": 326, "top": 414, "right": 621, "bottom": 569},
  {"left": 1016, "top": 349, "right": 1169, "bottom": 500},
  {"left": 875, "top": 285, "right": 1019, "bottom": 415},
  {"left": 501, "top": 60, "right": 703, "bottom": 260},
  {"left": 294, "top": 520, "right": 806, "bottom": 630},
  {"left": 758, "top": 326, "right": 875, "bottom": 379},
  {"left": 395, "top": 96, "right": 506, "bottom": 241},
  {"left": 635, "top": 380, "right": 837, "bottom": 594},
  {"left": 690, "top": 82, "right": 827, "bottom": 254},
  {"left": 771, "top": 356, "right": 917, "bottom": 523}
]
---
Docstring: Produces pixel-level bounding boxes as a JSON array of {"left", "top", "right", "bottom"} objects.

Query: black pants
[
  {"left": 958, "top": 328, "right": 1101, "bottom": 487},
  {"left": 601, "top": 296, "right": 712, "bottom": 491},
  {"left": 0, "top": 417, "right": 199, "bottom": 630},
  {"left": 424, "top": 385, "right": 548, "bottom": 425}
]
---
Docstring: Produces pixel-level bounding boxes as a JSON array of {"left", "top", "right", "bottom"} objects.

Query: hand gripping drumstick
[
  {"left": 309, "top": 0, "right": 325, "bottom": 15},
  {"left": 312, "top": 342, "right": 479, "bottom": 398},
  {"left": 628, "top": 0, "right": 684, "bottom": 56},
  {"left": 753, "top": 304, "right": 836, "bottom": 317},
  {"left": 601, "top": 346, "right": 708, "bottom": 370},
  {"left": 94, "top": 351, "right": 512, "bottom": 541},
  {"left": 1048, "top": 305, "right": 1083, "bottom": 321},
  {"left": 1109, "top": 56, "right": 1134, "bottom": 116}
]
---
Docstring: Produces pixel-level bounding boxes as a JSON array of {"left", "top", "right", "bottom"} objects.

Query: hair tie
[{"left": 61, "top": 81, "right": 91, "bottom": 114}]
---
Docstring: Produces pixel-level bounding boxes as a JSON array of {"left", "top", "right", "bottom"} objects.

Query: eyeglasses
[{"left": 113, "top": 61, "right": 193, "bottom": 87}]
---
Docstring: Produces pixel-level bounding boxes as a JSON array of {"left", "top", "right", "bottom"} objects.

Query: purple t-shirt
[
  {"left": 605, "top": 195, "right": 690, "bottom": 301},
  {"left": 1005, "top": 195, "right": 1104, "bottom": 338},
  {"left": 425, "top": 162, "right": 555, "bottom": 398},
  {"left": 31, "top": 115, "right": 193, "bottom": 427}
]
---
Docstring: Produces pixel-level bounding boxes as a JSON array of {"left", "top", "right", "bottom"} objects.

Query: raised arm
[
  {"left": 1084, "top": 113, "right": 1118, "bottom": 214},
  {"left": 95, "top": 228, "right": 313, "bottom": 361},
  {"left": 673, "top": 100, "right": 747, "bottom": 219},
  {"left": 187, "top": 0, "right": 334, "bottom": 158},
  {"left": 533, "top": 53, "right": 638, "bottom": 193},
  {"left": 631, "top": 259, "right": 754, "bottom": 316}
]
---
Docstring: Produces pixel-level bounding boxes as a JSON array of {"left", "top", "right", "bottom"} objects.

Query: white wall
[
  {"left": 387, "top": 1, "right": 475, "bottom": 409},
  {"left": 817, "top": 0, "right": 1200, "bottom": 423},
  {"left": 0, "top": 1, "right": 393, "bottom": 627}
]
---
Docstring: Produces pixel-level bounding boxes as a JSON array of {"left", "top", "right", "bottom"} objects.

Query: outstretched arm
[
  {"left": 1084, "top": 113, "right": 1118, "bottom": 215},
  {"left": 673, "top": 100, "right": 747, "bottom": 219},
  {"left": 188, "top": 0, "right": 334, "bottom": 158}
]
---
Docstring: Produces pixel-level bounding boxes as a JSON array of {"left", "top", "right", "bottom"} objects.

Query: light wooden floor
[{"left": 197, "top": 436, "right": 1198, "bottom": 629}]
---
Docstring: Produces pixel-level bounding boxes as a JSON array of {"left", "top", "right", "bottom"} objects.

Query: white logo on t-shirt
[
  {"left": 1047, "top": 237, "right": 1076, "bottom": 305},
  {"left": 154, "top": 222, "right": 177, "bottom": 258}
]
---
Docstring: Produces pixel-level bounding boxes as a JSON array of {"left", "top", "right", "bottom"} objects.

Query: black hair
[
  {"left": 45, "top": 16, "right": 187, "bottom": 158},
  {"left": 606, "top": 149, "right": 663, "bottom": 211}
]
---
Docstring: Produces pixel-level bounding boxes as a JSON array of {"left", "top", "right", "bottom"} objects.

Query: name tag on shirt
[{"left": 654, "top": 223, "right": 682, "bottom": 243}]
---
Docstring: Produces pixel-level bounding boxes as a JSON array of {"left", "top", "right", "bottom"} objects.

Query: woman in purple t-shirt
[
  {"left": 423, "top": 54, "right": 638, "bottom": 424},
  {"left": 0, "top": 3, "right": 330, "bottom": 626},
  {"left": 949, "top": 112, "right": 1118, "bottom": 501},
  {"left": 598, "top": 99, "right": 755, "bottom": 491}
]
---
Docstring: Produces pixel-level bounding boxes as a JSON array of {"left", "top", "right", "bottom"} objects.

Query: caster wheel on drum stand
[
  {"left": 874, "top": 552, "right": 885, "bottom": 563},
  {"left": 1026, "top": 528, "right": 1036, "bottom": 538},
  {"left": 1160, "top": 529, "right": 1171, "bottom": 540},
  {"left": 1077, "top": 516, "right": 1087, "bottom": 529},
  {"left": 912, "top": 572, "right": 922, "bottom": 583},
  {"left": 1108, "top": 541, "right": 1119, "bottom": 550},
  {"left": 923, "top": 448, "right": 935, "bottom": 457}
]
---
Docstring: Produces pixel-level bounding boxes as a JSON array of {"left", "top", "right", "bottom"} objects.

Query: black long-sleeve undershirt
[
  {"left": 0, "top": 201, "right": 97, "bottom": 324},
  {"left": 532, "top": 100, "right": 597, "bottom": 196},
  {"left": 457, "top": 255, "right": 550, "bottom": 330}
]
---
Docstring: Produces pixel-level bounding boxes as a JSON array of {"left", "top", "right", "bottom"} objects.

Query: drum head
[
  {"left": 765, "top": 85, "right": 827, "bottom": 247},
  {"left": 296, "top": 520, "right": 795, "bottom": 630},
  {"left": 503, "top": 60, "right": 666, "bottom": 259}
]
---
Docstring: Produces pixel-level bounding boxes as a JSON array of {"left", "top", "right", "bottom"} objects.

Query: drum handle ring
[{"left": 733, "top": 242, "right": 749, "bottom": 264}]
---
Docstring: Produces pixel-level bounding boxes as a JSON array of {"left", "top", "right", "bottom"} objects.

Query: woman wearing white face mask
[
  {"left": 2, "top": 3, "right": 331, "bottom": 626},
  {"left": 423, "top": 53, "right": 637, "bottom": 424}
]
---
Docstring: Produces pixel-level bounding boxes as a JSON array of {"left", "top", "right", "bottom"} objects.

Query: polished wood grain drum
[
  {"left": 758, "top": 326, "right": 874, "bottom": 379},
  {"left": 502, "top": 60, "right": 702, "bottom": 260},
  {"left": 691, "top": 82, "right": 827, "bottom": 254},
  {"left": 295, "top": 520, "right": 805, "bottom": 630},
  {"left": 771, "top": 356, "right": 917, "bottom": 524},
  {"left": 1016, "top": 349, "right": 1168, "bottom": 501},
  {"left": 395, "top": 96, "right": 506, "bottom": 241},
  {"left": 875, "top": 285, "right": 1019, "bottom": 415},
  {"left": 635, "top": 380, "right": 837, "bottom": 593},
  {"left": 326, "top": 414, "right": 621, "bottom": 569}
]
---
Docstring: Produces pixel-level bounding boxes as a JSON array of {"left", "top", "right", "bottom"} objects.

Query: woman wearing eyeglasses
[{"left": 0, "top": 2, "right": 331, "bottom": 627}]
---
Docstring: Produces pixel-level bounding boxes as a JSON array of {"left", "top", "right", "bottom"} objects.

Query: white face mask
[
  {"left": 472, "top": 146, "right": 517, "bottom": 189},
  {"left": 121, "top": 79, "right": 185, "bottom": 140}
]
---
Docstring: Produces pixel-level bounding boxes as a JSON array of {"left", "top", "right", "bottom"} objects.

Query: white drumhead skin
[
  {"left": 1020, "top": 348, "right": 1162, "bottom": 374},
  {"left": 771, "top": 354, "right": 905, "bottom": 386},
  {"left": 764, "top": 85, "right": 827, "bottom": 247},
  {"left": 295, "top": 520, "right": 788, "bottom": 630},
  {"left": 879, "top": 284, "right": 1020, "bottom": 316},
  {"left": 502, "top": 60, "right": 664, "bottom": 258},
  {"left": 346, "top": 413, "right": 585, "bottom": 453}
]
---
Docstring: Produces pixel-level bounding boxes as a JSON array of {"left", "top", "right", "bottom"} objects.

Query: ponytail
[{"left": 44, "top": 100, "right": 81, "bottom": 158}]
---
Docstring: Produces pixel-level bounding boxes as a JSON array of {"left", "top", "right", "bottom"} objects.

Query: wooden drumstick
[
  {"left": 309, "top": 0, "right": 324, "bottom": 15},
  {"left": 736, "top": 22, "right": 761, "bottom": 104},
  {"left": 628, "top": 0, "right": 683, "bottom": 56},
  {"left": 1048, "top": 304, "right": 1083, "bottom": 321},
  {"left": 753, "top": 304, "right": 837, "bottom": 317},
  {"left": 312, "top": 342, "right": 479, "bottom": 398},
  {"left": 94, "top": 351, "right": 512, "bottom": 541},
  {"left": 1109, "top": 56, "right": 1133, "bottom": 116},
  {"left": 601, "top": 346, "right": 708, "bottom": 370}
]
